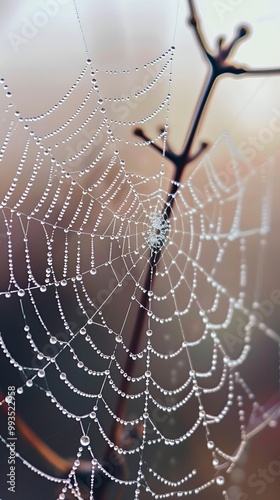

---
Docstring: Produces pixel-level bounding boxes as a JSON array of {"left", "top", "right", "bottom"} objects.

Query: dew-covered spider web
[{"left": 0, "top": 1, "right": 280, "bottom": 499}]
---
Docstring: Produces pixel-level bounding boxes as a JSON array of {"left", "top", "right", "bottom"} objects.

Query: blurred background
[{"left": 0, "top": 1, "right": 280, "bottom": 499}]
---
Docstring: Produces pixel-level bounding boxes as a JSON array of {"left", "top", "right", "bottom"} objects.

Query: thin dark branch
[
  {"left": 240, "top": 67, "right": 280, "bottom": 75},
  {"left": 187, "top": 0, "right": 211, "bottom": 58},
  {"left": 220, "top": 26, "right": 249, "bottom": 59},
  {"left": 159, "top": 126, "right": 173, "bottom": 152},
  {"left": 133, "top": 4, "right": 280, "bottom": 175},
  {"left": 180, "top": 71, "right": 213, "bottom": 166},
  {"left": 189, "top": 141, "right": 208, "bottom": 163},
  {"left": 104, "top": 2, "right": 280, "bottom": 496},
  {"left": 134, "top": 127, "right": 176, "bottom": 162}
]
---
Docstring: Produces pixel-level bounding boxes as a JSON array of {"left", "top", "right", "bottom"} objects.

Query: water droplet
[
  {"left": 216, "top": 476, "right": 225, "bottom": 486},
  {"left": 146, "top": 329, "right": 153, "bottom": 337},
  {"left": 26, "top": 379, "right": 33, "bottom": 387},
  {"left": 17, "top": 387, "right": 23, "bottom": 394},
  {"left": 100, "top": 108, "right": 106, "bottom": 113},
  {"left": 40, "top": 285, "right": 47, "bottom": 292},
  {"left": 17, "top": 289, "right": 25, "bottom": 297},
  {"left": 61, "top": 279, "right": 67, "bottom": 286},
  {"left": 80, "top": 435, "right": 90, "bottom": 446},
  {"left": 50, "top": 336, "right": 57, "bottom": 344},
  {"left": 38, "top": 370, "right": 45, "bottom": 378},
  {"left": 80, "top": 327, "right": 86, "bottom": 335},
  {"left": 207, "top": 441, "right": 215, "bottom": 450},
  {"left": 60, "top": 372, "right": 66, "bottom": 380},
  {"left": 90, "top": 268, "right": 97, "bottom": 275},
  {"left": 116, "top": 335, "right": 122, "bottom": 343}
]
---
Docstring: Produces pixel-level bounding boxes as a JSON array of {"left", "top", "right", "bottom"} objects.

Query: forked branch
[
  {"left": 134, "top": 0, "right": 280, "bottom": 178},
  {"left": 104, "top": 0, "right": 280, "bottom": 496}
]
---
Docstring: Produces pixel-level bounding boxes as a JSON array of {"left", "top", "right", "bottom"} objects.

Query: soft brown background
[{"left": 0, "top": 1, "right": 280, "bottom": 499}]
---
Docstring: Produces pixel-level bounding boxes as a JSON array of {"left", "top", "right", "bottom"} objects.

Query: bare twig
[
  {"left": 134, "top": 0, "right": 280, "bottom": 169},
  {"left": 101, "top": 1, "right": 280, "bottom": 497}
]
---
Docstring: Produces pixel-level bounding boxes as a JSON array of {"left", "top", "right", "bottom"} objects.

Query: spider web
[{"left": 0, "top": 3, "right": 280, "bottom": 500}]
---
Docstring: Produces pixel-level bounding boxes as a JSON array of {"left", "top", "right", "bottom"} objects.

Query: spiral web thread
[{"left": 0, "top": 4, "right": 280, "bottom": 500}]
